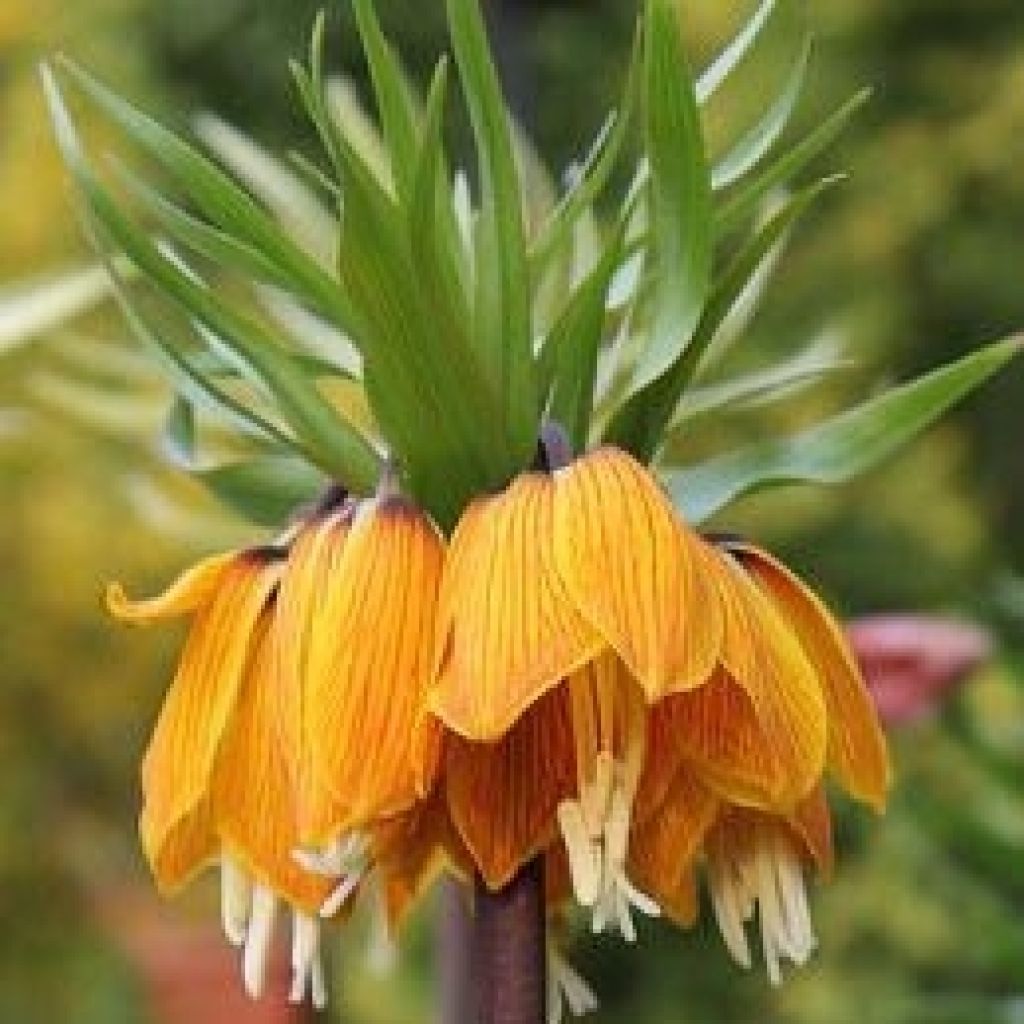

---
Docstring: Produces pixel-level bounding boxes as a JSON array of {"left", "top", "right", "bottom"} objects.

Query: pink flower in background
[{"left": 846, "top": 615, "right": 993, "bottom": 727}]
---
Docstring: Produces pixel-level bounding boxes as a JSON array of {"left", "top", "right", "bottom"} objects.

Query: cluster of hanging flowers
[{"left": 109, "top": 441, "right": 889, "bottom": 1009}]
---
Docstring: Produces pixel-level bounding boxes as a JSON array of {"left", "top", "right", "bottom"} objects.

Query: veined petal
[
  {"left": 788, "top": 785, "right": 834, "bottom": 879},
  {"left": 629, "top": 772, "right": 718, "bottom": 926},
  {"left": 212, "top": 613, "right": 332, "bottom": 914},
  {"left": 301, "top": 497, "right": 445, "bottom": 843},
  {"left": 712, "top": 551, "right": 827, "bottom": 805},
  {"left": 653, "top": 669, "right": 803, "bottom": 810},
  {"left": 553, "top": 447, "right": 721, "bottom": 701},
  {"left": 446, "top": 687, "right": 578, "bottom": 891},
  {"left": 430, "top": 473, "right": 603, "bottom": 741},
  {"left": 374, "top": 790, "right": 472, "bottom": 931},
  {"left": 734, "top": 544, "right": 890, "bottom": 811},
  {"left": 274, "top": 508, "right": 351, "bottom": 819},
  {"left": 140, "top": 798, "right": 217, "bottom": 894},
  {"left": 107, "top": 550, "right": 240, "bottom": 622},
  {"left": 139, "top": 552, "right": 282, "bottom": 864}
]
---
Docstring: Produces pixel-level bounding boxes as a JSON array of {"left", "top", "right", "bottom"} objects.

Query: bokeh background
[{"left": 2, "top": 1, "right": 1024, "bottom": 1021}]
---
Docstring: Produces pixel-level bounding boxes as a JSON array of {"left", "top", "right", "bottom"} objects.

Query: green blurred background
[{"left": 2, "top": 1, "right": 1024, "bottom": 1021}]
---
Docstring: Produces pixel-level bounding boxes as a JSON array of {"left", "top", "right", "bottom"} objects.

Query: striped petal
[
  {"left": 712, "top": 550, "right": 828, "bottom": 806},
  {"left": 445, "top": 688, "right": 578, "bottom": 891},
  {"left": 300, "top": 497, "right": 445, "bottom": 843},
  {"left": 106, "top": 550, "right": 240, "bottom": 622},
  {"left": 553, "top": 447, "right": 721, "bottom": 701},
  {"left": 429, "top": 473, "right": 603, "bottom": 741},
  {"left": 734, "top": 543, "right": 890, "bottom": 811},
  {"left": 212, "top": 614, "right": 331, "bottom": 914},
  {"left": 629, "top": 772, "right": 718, "bottom": 927},
  {"left": 139, "top": 553, "right": 282, "bottom": 867},
  {"left": 273, "top": 507, "right": 351, "bottom": 826},
  {"left": 788, "top": 785, "right": 834, "bottom": 878},
  {"left": 653, "top": 669, "right": 804, "bottom": 810},
  {"left": 140, "top": 798, "right": 217, "bottom": 894}
]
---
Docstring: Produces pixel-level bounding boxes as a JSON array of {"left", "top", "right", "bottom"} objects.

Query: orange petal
[
  {"left": 788, "top": 785, "right": 834, "bottom": 879},
  {"left": 653, "top": 669, "right": 806, "bottom": 810},
  {"left": 300, "top": 497, "right": 445, "bottom": 843},
  {"left": 711, "top": 550, "right": 828, "bottom": 806},
  {"left": 445, "top": 687, "right": 577, "bottom": 891},
  {"left": 140, "top": 553, "right": 282, "bottom": 862},
  {"left": 429, "top": 473, "right": 603, "bottom": 741},
  {"left": 375, "top": 790, "right": 470, "bottom": 930},
  {"left": 273, "top": 508, "right": 351, "bottom": 825},
  {"left": 735, "top": 544, "right": 891, "bottom": 811},
  {"left": 106, "top": 550, "right": 241, "bottom": 623},
  {"left": 553, "top": 447, "right": 721, "bottom": 701},
  {"left": 212, "top": 614, "right": 331, "bottom": 914},
  {"left": 629, "top": 771, "right": 718, "bottom": 926},
  {"left": 140, "top": 798, "right": 217, "bottom": 895}
]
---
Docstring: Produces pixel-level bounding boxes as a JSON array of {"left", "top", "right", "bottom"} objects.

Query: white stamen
[
  {"left": 289, "top": 911, "right": 326, "bottom": 1008},
  {"left": 708, "top": 826, "right": 816, "bottom": 986},
  {"left": 547, "top": 944, "right": 599, "bottom": 1024},
  {"left": 220, "top": 855, "right": 252, "bottom": 947},
  {"left": 321, "top": 870, "right": 364, "bottom": 919},
  {"left": 558, "top": 759, "right": 661, "bottom": 941},
  {"left": 242, "top": 884, "right": 278, "bottom": 1000},
  {"left": 293, "top": 832, "right": 372, "bottom": 919}
]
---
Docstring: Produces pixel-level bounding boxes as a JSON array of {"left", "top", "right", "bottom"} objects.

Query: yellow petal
[
  {"left": 553, "top": 447, "right": 721, "bottom": 701},
  {"left": 212, "top": 614, "right": 331, "bottom": 914},
  {"left": 106, "top": 550, "right": 241, "bottom": 623},
  {"left": 735, "top": 543, "right": 891, "bottom": 811},
  {"left": 445, "top": 688, "right": 578, "bottom": 891},
  {"left": 140, "top": 553, "right": 282, "bottom": 862},
  {"left": 300, "top": 498, "right": 445, "bottom": 843},
  {"left": 711, "top": 550, "right": 828, "bottom": 806},
  {"left": 629, "top": 772, "right": 718, "bottom": 927},
  {"left": 429, "top": 473, "right": 603, "bottom": 741}
]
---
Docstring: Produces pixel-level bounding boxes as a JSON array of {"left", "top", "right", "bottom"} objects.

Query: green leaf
[
  {"left": 696, "top": 0, "right": 779, "bottom": 103},
  {"left": 43, "top": 64, "right": 380, "bottom": 492},
  {"left": 632, "top": 0, "right": 713, "bottom": 394},
  {"left": 57, "top": 58, "right": 361, "bottom": 336},
  {"left": 529, "top": 21, "right": 642, "bottom": 280},
  {"left": 666, "top": 336, "right": 1023, "bottom": 524},
  {"left": 669, "top": 335, "right": 851, "bottom": 427},
  {"left": 163, "top": 395, "right": 197, "bottom": 464},
  {"left": 543, "top": 222, "right": 627, "bottom": 452},
  {"left": 606, "top": 177, "right": 836, "bottom": 460},
  {"left": 194, "top": 454, "right": 324, "bottom": 528},
  {"left": 351, "top": 0, "right": 420, "bottom": 204},
  {"left": 712, "top": 36, "right": 811, "bottom": 191},
  {"left": 446, "top": 0, "right": 537, "bottom": 467},
  {"left": 717, "top": 88, "right": 869, "bottom": 234}
]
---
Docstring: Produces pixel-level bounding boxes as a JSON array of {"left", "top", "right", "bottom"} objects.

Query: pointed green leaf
[
  {"left": 43, "top": 64, "right": 379, "bottom": 492},
  {"left": 195, "top": 454, "right": 324, "bottom": 528},
  {"left": 543, "top": 222, "right": 627, "bottom": 451},
  {"left": 57, "top": 58, "right": 360, "bottom": 335},
  {"left": 632, "top": 0, "right": 712, "bottom": 394},
  {"left": 669, "top": 336, "right": 851, "bottom": 427},
  {"left": 530, "top": 21, "right": 642, "bottom": 280},
  {"left": 351, "top": 0, "right": 420, "bottom": 204},
  {"left": 717, "top": 88, "right": 869, "bottom": 233},
  {"left": 696, "top": 0, "right": 778, "bottom": 103},
  {"left": 606, "top": 177, "right": 836, "bottom": 460},
  {"left": 712, "top": 36, "right": 811, "bottom": 191},
  {"left": 446, "top": 0, "right": 537, "bottom": 466},
  {"left": 666, "top": 336, "right": 1022, "bottom": 524}
]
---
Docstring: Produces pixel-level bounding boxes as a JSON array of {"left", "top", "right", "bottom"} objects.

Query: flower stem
[{"left": 473, "top": 858, "right": 546, "bottom": 1024}]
